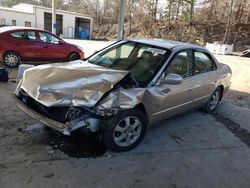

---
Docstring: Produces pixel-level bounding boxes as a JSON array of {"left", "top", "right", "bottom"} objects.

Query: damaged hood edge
[{"left": 16, "top": 60, "right": 129, "bottom": 107}]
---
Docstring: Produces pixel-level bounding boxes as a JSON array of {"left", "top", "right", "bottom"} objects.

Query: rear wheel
[
  {"left": 204, "top": 87, "right": 222, "bottom": 113},
  {"left": 103, "top": 109, "right": 147, "bottom": 152},
  {"left": 3, "top": 52, "right": 21, "bottom": 68},
  {"left": 68, "top": 52, "right": 80, "bottom": 61}
]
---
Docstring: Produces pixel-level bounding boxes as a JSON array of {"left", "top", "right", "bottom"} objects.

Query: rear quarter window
[{"left": 194, "top": 51, "right": 216, "bottom": 74}]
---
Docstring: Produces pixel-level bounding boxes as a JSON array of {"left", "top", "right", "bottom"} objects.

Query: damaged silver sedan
[{"left": 13, "top": 39, "right": 232, "bottom": 152}]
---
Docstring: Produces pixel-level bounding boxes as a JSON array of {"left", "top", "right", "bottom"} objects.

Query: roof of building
[
  {"left": 0, "top": 5, "right": 33, "bottom": 14},
  {"left": 0, "top": 3, "right": 92, "bottom": 19}
]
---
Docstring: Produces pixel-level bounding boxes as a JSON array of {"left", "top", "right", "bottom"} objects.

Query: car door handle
[
  {"left": 161, "top": 88, "right": 170, "bottom": 93},
  {"left": 43, "top": 46, "right": 49, "bottom": 48}
]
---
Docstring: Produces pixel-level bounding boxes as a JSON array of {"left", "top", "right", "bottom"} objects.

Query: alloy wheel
[
  {"left": 113, "top": 116, "right": 142, "bottom": 147},
  {"left": 209, "top": 90, "right": 220, "bottom": 111}
]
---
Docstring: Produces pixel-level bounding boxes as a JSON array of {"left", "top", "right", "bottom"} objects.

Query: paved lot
[
  {"left": 0, "top": 82, "right": 250, "bottom": 188},
  {"left": 0, "top": 40, "right": 250, "bottom": 187}
]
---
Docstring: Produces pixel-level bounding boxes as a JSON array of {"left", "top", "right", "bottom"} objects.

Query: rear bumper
[
  {"left": 11, "top": 94, "right": 89, "bottom": 135},
  {"left": 0, "top": 49, "right": 3, "bottom": 62}
]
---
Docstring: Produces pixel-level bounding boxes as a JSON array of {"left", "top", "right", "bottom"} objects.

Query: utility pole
[
  {"left": 117, "top": 0, "right": 127, "bottom": 40},
  {"left": 52, "top": 0, "right": 56, "bottom": 35}
]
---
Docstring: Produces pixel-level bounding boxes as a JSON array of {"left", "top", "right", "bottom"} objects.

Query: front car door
[
  {"left": 148, "top": 49, "right": 196, "bottom": 123},
  {"left": 37, "top": 31, "right": 67, "bottom": 61}
]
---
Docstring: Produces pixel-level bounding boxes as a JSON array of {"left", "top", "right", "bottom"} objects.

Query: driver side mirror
[{"left": 161, "top": 73, "right": 183, "bottom": 85}]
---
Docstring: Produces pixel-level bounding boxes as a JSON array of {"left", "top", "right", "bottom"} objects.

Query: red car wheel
[{"left": 3, "top": 52, "right": 21, "bottom": 68}]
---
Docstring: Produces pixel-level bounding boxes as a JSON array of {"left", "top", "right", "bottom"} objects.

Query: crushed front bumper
[{"left": 11, "top": 94, "right": 91, "bottom": 135}]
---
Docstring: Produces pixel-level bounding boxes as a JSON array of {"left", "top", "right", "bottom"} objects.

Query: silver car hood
[{"left": 16, "top": 60, "right": 128, "bottom": 107}]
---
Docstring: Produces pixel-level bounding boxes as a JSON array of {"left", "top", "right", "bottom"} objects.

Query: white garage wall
[
  {"left": 0, "top": 7, "right": 34, "bottom": 27},
  {"left": 0, "top": 4, "right": 93, "bottom": 39},
  {"left": 35, "top": 7, "right": 93, "bottom": 39},
  {"left": 34, "top": 7, "right": 45, "bottom": 30}
]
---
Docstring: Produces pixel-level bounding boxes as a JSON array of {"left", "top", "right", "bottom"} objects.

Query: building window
[
  {"left": 0, "top": 18, "right": 6, "bottom": 25},
  {"left": 12, "top": 20, "right": 16, "bottom": 26},
  {"left": 25, "top": 21, "right": 31, "bottom": 27}
]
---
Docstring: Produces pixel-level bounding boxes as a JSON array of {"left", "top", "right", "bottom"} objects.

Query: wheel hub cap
[
  {"left": 5, "top": 54, "right": 18, "bottom": 66},
  {"left": 209, "top": 91, "right": 220, "bottom": 110},
  {"left": 113, "top": 116, "right": 142, "bottom": 147}
]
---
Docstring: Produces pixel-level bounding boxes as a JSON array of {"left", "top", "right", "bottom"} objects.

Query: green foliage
[{"left": 1, "top": 0, "right": 21, "bottom": 7}]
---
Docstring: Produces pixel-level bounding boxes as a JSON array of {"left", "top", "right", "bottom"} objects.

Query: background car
[
  {"left": 241, "top": 49, "right": 250, "bottom": 57},
  {"left": 0, "top": 26, "right": 84, "bottom": 67}
]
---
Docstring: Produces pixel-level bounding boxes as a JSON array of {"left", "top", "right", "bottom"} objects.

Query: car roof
[
  {"left": 128, "top": 38, "right": 204, "bottom": 50},
  {"left": 0, "top": 26, "right": 45, "bottom": 34}
]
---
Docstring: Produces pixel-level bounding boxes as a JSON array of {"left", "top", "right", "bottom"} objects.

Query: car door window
[
  {"left": 194, "top": 52, "right": 215, "bottom": 74},
  {"left": 165, "top": 50, "right": 193, "bottom": 78},
  {"left": 39, "top": 32, "right": 59, "bottom": 44},
  {"left": 11, "top": 31, "right": 36, "bottom": 40}
]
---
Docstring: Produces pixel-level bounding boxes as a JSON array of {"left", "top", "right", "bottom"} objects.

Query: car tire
[
  {"left": 68, "top": 52, "right": 80, "bottom": 61},
  {"left": 204, "top": 87, "right": 222, "bottom": 113},
  {"left": 3, "top": 52, "right": 21, "bottom": 68},
  {"left": 103, "top": 109, "right": 147, "bottom": 152},
  {"left": 241, "top": 50, "right": 250, "bottom": 57}
]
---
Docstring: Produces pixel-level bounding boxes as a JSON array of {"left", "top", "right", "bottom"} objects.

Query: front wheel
[
  {"left": 103, "top": 109, "right": 147, "bottom": 152},
  {"left": 204, "top": 87, "right": 222, "bottom": 113}
]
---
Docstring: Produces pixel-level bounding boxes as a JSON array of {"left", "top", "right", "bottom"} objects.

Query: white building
[{"left": 0, "top": 3, "right": 93, "bottom": 39}]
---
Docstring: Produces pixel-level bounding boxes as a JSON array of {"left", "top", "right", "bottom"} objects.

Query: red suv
[{"left": 0, "top": 26, "right": 85, "bottom": 67}]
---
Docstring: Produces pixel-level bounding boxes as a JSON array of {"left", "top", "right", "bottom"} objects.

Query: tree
[{"left": 223, "top": 0, "right": 234, "bottom": 44}]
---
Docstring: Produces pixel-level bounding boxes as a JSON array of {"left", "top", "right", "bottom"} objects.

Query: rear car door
[
  {"left": 150, "top": 49, "right": 195, "bottom": 122},
  {"left": 10, "top": 30, "right": 41, "bottom": 60},
  {"left": 37, "top": 31, "right": 67, "bottom": 61},
  {"left": 189, "top": 50, "right": 219, "bottom": 108}
]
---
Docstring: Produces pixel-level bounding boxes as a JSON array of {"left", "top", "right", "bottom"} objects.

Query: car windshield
[{"left": 88, "top": 41, "right": 170, "bottom": 85}]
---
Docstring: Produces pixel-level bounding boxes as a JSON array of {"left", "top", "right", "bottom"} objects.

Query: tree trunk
[
  {"left": 223, "top": 0, "right": 234, "bottom": 44},
  {"left": 247, "top": 8, "right": 250, "bottom": 23},
  {"left": 190, "top": 0, "right": 195, "bottom": 23},
  {"left": 168, "top": 0, "right": 172, "bottom": 22},
  {"left": 207, "top": 0, "right": 215, "bottom": 21},
  {"left": 129, "top": 10, "right": 132, "bottom": 34},
  {"left": 155, "top": 0, "right": 158, "bottom": 21},
  {"left": 176, "top": 0, "right": 181, "bottom": 21}
]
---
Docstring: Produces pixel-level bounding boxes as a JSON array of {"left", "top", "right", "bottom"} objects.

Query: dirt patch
[
  {"left": 25, "top": 123, "right": 107, "bottom": 158},
  {"left": 214, "top": 113, "right": 250, "bottom": 148}
]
